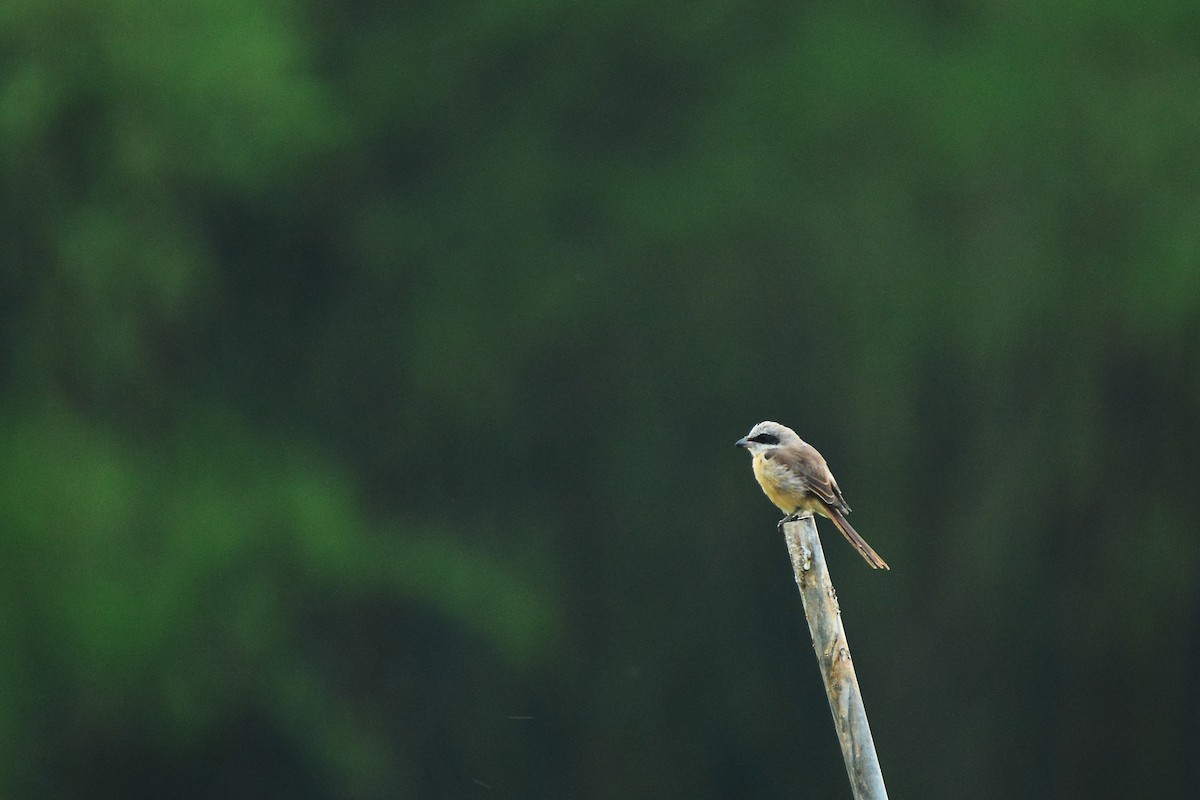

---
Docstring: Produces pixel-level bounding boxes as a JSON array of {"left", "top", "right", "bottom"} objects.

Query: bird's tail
[{"left": 826, "top": 506, "right": 890, "bottom": 570}]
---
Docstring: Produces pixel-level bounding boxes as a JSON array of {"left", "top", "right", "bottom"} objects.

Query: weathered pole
[{"left": 782, "top": 515, "right": 888, "bottom": 800}]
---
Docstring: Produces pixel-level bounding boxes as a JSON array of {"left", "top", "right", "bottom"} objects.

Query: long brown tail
[{"left": 825, "top": 506, "right": 890, "bottom": 570}]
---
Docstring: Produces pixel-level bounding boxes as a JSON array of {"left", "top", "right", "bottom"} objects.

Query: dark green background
[{"left": 3, "top": 1, "right": 1198, "bottom": 797}]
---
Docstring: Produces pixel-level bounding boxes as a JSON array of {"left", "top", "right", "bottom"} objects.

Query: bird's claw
[{"left": 778, "top": 512, "right": 808, "bottom": 532}]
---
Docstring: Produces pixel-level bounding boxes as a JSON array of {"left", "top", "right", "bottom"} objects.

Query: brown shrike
[{"left": 736, "top": 421, "right": 889, "bottom": 570}]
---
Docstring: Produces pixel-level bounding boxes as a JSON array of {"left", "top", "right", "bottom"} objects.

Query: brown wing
[{"left": 775, "top": 442, "right": 851, "bottom": 514}]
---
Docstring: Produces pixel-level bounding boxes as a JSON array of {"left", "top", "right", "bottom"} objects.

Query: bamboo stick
[{"left": 782, "top": 515, "right": 888, "bottom": 800}]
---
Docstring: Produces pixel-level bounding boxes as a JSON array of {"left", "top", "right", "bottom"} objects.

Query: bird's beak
[{"left": 735, "top": 437, "right": 749, "bottom": 448}]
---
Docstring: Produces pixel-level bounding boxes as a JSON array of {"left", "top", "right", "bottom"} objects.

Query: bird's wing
[{"left": 775, "top": 443, "right": 848, "bottom": 512}]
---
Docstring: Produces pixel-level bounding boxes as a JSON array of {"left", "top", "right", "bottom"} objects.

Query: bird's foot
[{"left": 777, "top": 512, "right": 809, "bottom": 532}]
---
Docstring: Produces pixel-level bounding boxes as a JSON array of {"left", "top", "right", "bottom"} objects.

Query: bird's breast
[{"left": 752, "top": 452, "right": 807, "bottom": 513}]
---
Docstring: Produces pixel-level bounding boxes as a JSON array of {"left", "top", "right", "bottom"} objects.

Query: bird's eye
[{"left": 750, "top": 433, "right": 779, "bottom": 445}]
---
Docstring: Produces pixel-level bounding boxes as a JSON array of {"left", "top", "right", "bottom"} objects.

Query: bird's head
[{"left": 735, "top": 420, "right": 800, "bottom": 455}]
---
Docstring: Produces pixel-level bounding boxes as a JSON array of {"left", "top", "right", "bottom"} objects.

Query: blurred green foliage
[{"left": 1, "top": 0, "right": 1198, "bottom": 797}]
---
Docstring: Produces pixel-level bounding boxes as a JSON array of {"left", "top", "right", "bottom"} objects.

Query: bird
[{"left": 736, "top": 421, "right": 889, "bottom": 570}]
